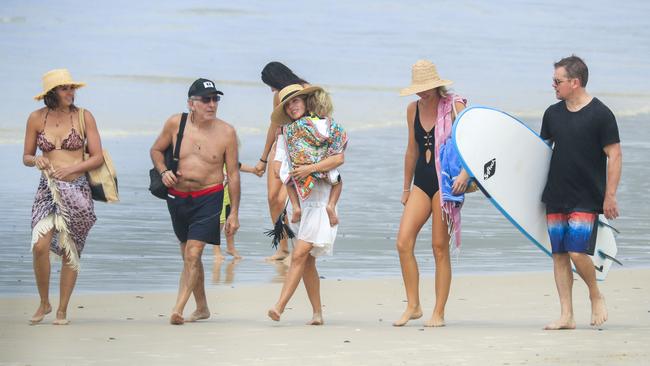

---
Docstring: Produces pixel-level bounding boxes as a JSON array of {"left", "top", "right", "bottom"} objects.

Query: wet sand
[{"left": 1, "top": 268, "right": 648, "bottom": 365}]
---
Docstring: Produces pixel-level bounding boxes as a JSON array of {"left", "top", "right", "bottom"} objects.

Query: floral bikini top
[{"left": 36, "top": 110, "right": 84, "bottom": 152}]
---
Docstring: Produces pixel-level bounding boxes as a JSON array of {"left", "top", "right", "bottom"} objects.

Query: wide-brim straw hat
[
  {"left": 34, "top": 69, "right": 86, "bottom": 100},
  {"left": 271, "top": 84, "right": 324, "bottom": 125},
  {"left": 399, "top": 60, "right": 453, "bottom": 96}
]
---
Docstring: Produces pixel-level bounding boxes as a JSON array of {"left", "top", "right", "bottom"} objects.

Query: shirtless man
[{"left": 150, "top": 78, "right": 240, "bottom": 325}]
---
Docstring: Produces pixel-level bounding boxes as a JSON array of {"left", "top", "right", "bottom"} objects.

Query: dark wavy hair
[
  {"left": 43, "top": 86, "right": 78, "bottom": 111},
  {"left": 261, "top": 62, "right": 308, "bottom": 90}
]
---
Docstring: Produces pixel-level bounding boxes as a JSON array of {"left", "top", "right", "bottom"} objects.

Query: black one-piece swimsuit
[{"left": 413, "top": 102, "right": 439, "bottom": 199}]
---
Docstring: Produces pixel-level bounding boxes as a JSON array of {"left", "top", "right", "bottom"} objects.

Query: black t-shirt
[{"left": 540, "top": 98, "right": 620, "bottom": 213}]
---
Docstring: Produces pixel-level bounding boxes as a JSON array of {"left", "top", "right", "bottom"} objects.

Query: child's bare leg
[
  {"left": 326, "top": 180, "right": 342, "bottom": 226},
  {"left": 213, "top": 224, "right": 225, "bottom": 261},
  {"left": 287, "top": 184, "right": 302, "bottom": 223},
  {"left": 225, "top": 233, "right": 241, "bottom": 259}
]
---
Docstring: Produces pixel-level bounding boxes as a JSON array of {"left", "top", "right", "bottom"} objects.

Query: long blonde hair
[{"left": 306, "top": 89, "right": 333, "bottom": 118}]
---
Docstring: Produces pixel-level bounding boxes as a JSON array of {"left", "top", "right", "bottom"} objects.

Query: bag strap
[
  {"left": 78, "top": 108, "right": 86, "bottom": 139},
  {"left": 171, "top": 113, "right": 188, "bottom": 173}
]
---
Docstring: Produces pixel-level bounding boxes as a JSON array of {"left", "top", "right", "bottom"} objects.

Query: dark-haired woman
[
  {"left": 22, "top": 69, "right": 104, "bottom": 325},
  {"left": 257, "top": 62, "right": 309, "bottom": 260}
]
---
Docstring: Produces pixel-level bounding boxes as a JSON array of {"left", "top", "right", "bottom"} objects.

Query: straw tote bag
[{"left": 78, "top": 108, "right": 119, "bottom": 202}]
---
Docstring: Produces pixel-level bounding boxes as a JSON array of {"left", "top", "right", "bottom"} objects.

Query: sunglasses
[
  {"left": 192, "top": 95, "right": 221, "bottom": 104},
  {"left": 552, "top": 78, "right": 571, "bottom": 86}
]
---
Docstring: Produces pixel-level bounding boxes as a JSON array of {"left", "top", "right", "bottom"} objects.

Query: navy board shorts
[
  {"left": 166, "top": 184, "right": 224, "bottom": 245},
  {"left": 546, "top": 207, "right": 598, "bottom": 255}
]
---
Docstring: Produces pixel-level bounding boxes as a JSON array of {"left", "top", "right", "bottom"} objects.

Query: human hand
[
  {"left": 603, "top": 195, "right": 619, "bottom": 220},
  {"left": 224, "top": 214, "right": 240, "bottom": 236},
  {"left": 34, "top": 156, "right": 52, "bottom": 171},
  {"left": 254, "top": 161, "right": 267, "bottom": 176},
  {"left": 290, "top": 165, "right": 314, "bottom": 180},
  {"left": 51, "top": 166, "right": 78, "bottom": 181},
  {"left": 452, "top": 170, "right": 470, "bottom": 195},
  {"left": 162, "top": 170, "right": 180, "bottom": 187},
  {"left": 253, "top": 169, "right": 264, "bottom": 178},
  {"left": 401, "top": 190, "right": 410, "bottom": 205}
]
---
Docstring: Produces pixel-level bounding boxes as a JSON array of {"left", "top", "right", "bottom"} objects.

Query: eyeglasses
[
  {"left": 191, "top": 95, "right": 221, "bottom": 104},
  {"left": 552, "top": 78, "right": 571, "bottom": 86}
]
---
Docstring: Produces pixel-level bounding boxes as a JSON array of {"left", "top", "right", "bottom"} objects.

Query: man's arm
[
  {"left": 224, "top": 126, "right": 241, "bottom": 235},
  {"left": 150, "top": 115, "right": 178, "bottom": 187},
  {"left": 603, "top": 142, "right": 622, "bottom": 219}
]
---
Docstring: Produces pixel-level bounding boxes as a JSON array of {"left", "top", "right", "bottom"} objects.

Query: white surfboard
[{"left": 452, "top": 106, "right": 620, "bottom": 280}]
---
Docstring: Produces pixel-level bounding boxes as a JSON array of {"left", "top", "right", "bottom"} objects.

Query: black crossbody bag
[{"left": 148, "top": 113, "right": 188, "bottom": 199}]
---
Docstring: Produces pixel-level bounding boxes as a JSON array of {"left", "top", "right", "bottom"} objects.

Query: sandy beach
[{"left": 1, "top": 268, "right": 648, "bottom": 365}]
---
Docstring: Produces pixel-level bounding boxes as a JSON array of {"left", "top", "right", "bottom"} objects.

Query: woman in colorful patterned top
[
  {"left": 267, "top": 84, "right": 348, "bottom": 325},
  {"left": 257, "top": 62, "right": 310, "bottom": 261},
  {"left": 22, "top": 69, "right": 105, "bottom": 325}
]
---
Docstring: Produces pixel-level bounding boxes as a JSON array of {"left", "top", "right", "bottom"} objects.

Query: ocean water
[{"left": 0, "top": 0, "right": 649, "bottom": 294}]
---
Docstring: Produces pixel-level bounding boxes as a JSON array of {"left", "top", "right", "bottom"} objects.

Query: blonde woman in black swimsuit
[{"left": 394, "top": 61, "right": 469, "bottom": 327}]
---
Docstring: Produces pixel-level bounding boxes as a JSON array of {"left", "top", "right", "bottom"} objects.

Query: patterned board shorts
[{"left": 546, "top": 209, "right": 598, "bottom": 255}]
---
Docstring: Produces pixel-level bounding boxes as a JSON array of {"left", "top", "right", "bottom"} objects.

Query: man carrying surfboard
[{"left": 540, "top": 55, "right": 622, "bottom": 330}]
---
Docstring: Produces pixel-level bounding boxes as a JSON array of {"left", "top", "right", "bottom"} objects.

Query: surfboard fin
[
  {"left": 598, "top": 220, "right": 620, "bottom": 235},
  {"left": 597, "top": 250, "right": 623, "bottom": 266}
]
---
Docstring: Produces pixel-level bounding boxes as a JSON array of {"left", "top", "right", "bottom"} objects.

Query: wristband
[
  {"left": 160, "top": 169, "right": 171, "bottom": 176},
  {"left": 259, "top": 158, "right": 268, "bottom": 164}
]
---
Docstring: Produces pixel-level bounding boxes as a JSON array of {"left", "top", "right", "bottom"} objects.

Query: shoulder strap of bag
[
  {"left": 78, "top": 108, "right": 86, "bottom": 139},
  {"left": 172, "top": 113, "right": 188, "bottom": 172}
]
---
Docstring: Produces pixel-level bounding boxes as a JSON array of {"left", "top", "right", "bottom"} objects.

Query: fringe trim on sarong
[{"left": 30, "top": 175, "right": 81, "bottom": 271}]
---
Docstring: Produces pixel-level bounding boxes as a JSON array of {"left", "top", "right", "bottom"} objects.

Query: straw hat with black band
[
  {"left": 34, "top": 69, "right": 86, "bottom": 101},
  {"left": 271, "top": 84, "right": 324, "bottom": 125},
  {"left": 399, "top": 60, "right": 453, "bottom": 96}
]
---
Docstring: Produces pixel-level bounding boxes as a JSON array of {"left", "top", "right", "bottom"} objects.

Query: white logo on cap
[{"left": 203, "top": 81, "right": 214, "bottom": 88}]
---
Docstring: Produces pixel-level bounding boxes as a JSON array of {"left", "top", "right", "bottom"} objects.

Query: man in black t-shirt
[{"left": 540, "top": 55, "right": 622, "bottom": 330}]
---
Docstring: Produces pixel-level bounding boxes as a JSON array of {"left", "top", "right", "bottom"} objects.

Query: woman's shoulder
[{"left": 27, "top": 107, "right": 47, "bottom": 125}]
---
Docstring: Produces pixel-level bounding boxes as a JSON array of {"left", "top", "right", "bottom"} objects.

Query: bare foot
[
  {"left": 543, "top": 317, "right": 576, "bottom": 330},
  {"left": 266, "top": 249, "right": 290, "bottom": 261},
  {"left": 393, "top": 306, "right": 423, "bottom": 327},
  {"left": 226, "top": 249, "right": 242, "bottom": 259},
  {"left": 590, "top": 295, "right": 608, "bottom": 327},
  {"left": 326, "top": 205, "right": 338, "bottom": 226},
  {"left": 187, "top": 308, "right": 211, "bottom": 322},
  {"left": 170, "top": 312, "right": 185, "bottom": 325},
  {"left": 53, "top": 310, "right": 69, "bottom": 325},
  {"left": 424, "top": 313, "right": 446, "bottom": 327},
  {"left": 267, "top": 307, "right": 281, "bottom": 321},
  {"left": 30, "top": 303, "right": 52, "bottom": 325},
  {"left": 306, "top": 312, "right": 324, "bottom": 325},
  {"left": 291, "top": 207, "right": 301, "bottom": 223}
]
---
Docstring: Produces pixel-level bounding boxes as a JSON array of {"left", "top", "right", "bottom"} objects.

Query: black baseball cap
[{"left": 188, "top": 78, "right": 224, "bottom": 98}]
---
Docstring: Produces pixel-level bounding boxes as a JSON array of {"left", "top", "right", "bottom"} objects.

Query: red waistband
[{"left": 168, "top": 184, "right": 224, "bottom": 198}]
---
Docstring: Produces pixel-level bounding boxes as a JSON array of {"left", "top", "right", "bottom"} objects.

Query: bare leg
[
  {"left": 570, "top": 252, "right": 607, "bottom": 327},
  {"left": 286, "top": 183, "right": 302, "bottom": 223},
  {"left": 302, "top": 254, "right": 323, "bottom": 325},
  {"left": 326, "top": 181, "right": 342, "bottom": 227},
  {"left": 53, "top": 253, "right": 78, "bottom": 325},
  {"left": 267, "top": 148, "right": 290, "bottom": 259},
  {"left": 425, "top": 191, "right": 451, "bottom": 327},
  {"left": 394, "top": 187, "right": 431, "bottom": 326},
  {"left": 267, "top": 240, "right": 313, "bottom": 321},
  {"left": 172, "top": 240, "right": 209, "bottom": 325},
  {"left": 225, "top": 232, "right": 241, "bottom": 259},
  {"left": 31, "top": 231, "right": 53, "bottom": 324},
  {"left": 544, "top": 253, "right": 576, "bottom": 330},
  {"left": 213, "top": 225, "right": 225, "bottom": 261}
]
